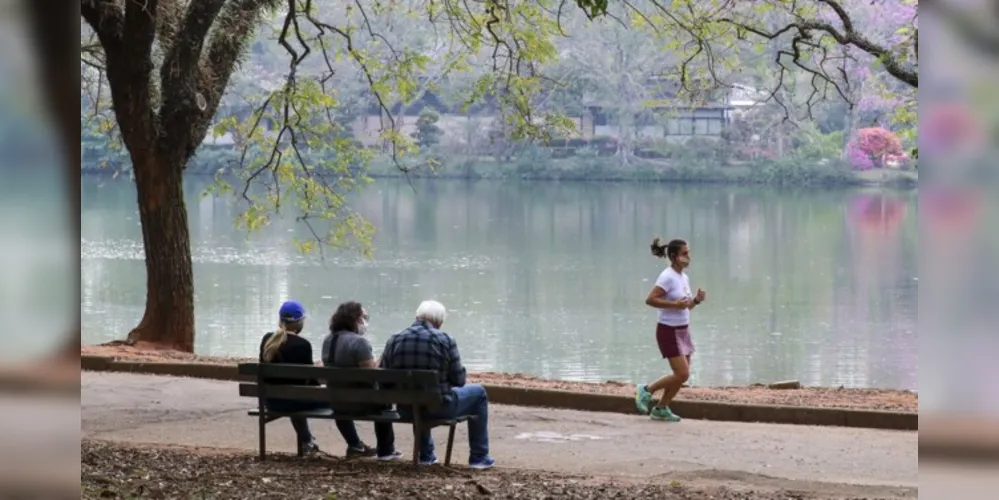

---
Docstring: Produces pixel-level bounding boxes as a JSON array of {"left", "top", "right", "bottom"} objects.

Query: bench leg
[
  {"left": 258, "top": 415, "right": 267, "bottom": 462},
  {"left": 412, "top": 411, "right": 423, "bottom": 466},
  {"left": 411, "top": 425, "right": 421, "bottom": 466},
  {"left": 444, "top": 422, "right": 457, "bottom": 467}
]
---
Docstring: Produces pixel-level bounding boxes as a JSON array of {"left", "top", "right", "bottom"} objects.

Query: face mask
[
  {"left": 677, "top": 256, "right": 690, "bottom": 266},
  {"left": 357, "top": 320, "right": 368, "bottom": 335}
]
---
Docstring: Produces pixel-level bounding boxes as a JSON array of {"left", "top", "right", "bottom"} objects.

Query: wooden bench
[{"left": 238, "top": 363, "right": 473, "bottom": 466}]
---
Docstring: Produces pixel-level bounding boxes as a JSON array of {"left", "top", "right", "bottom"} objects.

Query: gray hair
[{"left": 415, "top": 300, "right": 446, "bottom": 326}]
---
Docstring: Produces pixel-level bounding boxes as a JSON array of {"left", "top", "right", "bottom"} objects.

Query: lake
[{"left": 81, "top": 174, "right": 918, "bottom": 389}]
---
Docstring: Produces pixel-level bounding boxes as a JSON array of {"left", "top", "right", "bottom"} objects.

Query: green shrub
[{"left": 746, "top": 157, "right": 855, "bottom": 187}]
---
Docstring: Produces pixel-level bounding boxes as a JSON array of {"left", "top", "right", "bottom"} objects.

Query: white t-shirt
[{"left": 654, "top": 267, "right": 692, "bottom": 326}]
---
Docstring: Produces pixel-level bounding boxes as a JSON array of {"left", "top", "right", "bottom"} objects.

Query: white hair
[{"left": 415, "top": 300, "right": 446, "bottom": 326}]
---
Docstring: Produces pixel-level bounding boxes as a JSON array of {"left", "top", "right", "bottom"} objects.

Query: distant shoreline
[{"left": 81, "top": 162, "right": 918, "bottom": 190}]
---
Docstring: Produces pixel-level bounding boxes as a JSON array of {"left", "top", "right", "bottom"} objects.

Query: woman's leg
[
  {"left": 644, "top": 324, "right": 686, "bottom": 403},
  {"left": 636, "top": 358, "right": 687, "bottom": 414},
  {"left": 647, "top": 356, "right": 690, "bottom": 422},
  {"left": 289, "top": 417, "right": 317, "bottom": 449},
  {"left": 636, "top": 324, "right": 674, "bottom": 413},
  {"left": 267, "top": 399, "right": 320, "bottom": 451},
  {"left": 335, "top": 420, "right": 363, "bottom": 448},
  {"left": 656, "top": 356, "right": 691, "bottom": 408},
  {"left": 373, "top": 421, "right": 398, "bottom": 459}
]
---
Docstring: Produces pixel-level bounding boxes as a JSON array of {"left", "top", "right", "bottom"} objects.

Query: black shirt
[{"left": 258, "top": 332, "right": 318, "bottom": 386}]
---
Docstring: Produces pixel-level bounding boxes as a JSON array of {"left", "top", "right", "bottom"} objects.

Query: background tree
[
  {"left": 619, "top": 0, "right": 917, "bottom": 139},
  {"left": 551, "top": 8, "right": 670, "bottom": 160},
  {"left": 412, "top": 109, "right": 443, "bottom": 150},
  {"left": 845, "top": 127, "right": 904, "bottom": 170}
]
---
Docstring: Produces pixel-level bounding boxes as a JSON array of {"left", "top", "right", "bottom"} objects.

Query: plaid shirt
[{"left": 379, "top": 320, "right": 466, "bottom": 399}]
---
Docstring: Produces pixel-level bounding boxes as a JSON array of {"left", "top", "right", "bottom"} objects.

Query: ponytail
[
  {"left": 650, "top": 237, "right": 667, "bottom": 258},
  {"left": 262, "top": 325, "right": 290, "bottom": 362}
]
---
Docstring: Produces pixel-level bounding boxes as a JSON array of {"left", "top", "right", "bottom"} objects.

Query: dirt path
[
  {"left": 82, "top": 371, "right": 917, "bottom": 498},
  {"left": 83, "top": 344, "right": 918, "bottom": 412}
]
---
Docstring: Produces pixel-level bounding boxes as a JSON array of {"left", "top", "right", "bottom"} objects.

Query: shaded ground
[
  {"left": 82, "top": 441, "right": 914, "bottom": 500},
  {"left": 82, "top": 371, "right": 917, "bottom": 498},
  {"left": 82, "top": 344, "right": 918, "bottom": 412}
]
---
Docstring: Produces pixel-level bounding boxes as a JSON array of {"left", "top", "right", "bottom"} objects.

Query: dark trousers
[
  {"left": 399, "top": 384, "right": 489, "bottom": 462},
  {"left": 266, "top": 398, "right": 367, "bottom": 449},
  {"left": 335, "top": 405, "right": 396, "bottom": 456}
]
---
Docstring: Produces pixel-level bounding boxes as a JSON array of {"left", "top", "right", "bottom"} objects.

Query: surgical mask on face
[
  {"left": 677, "top": 256, "right": 690, "bottom": 266},
  {"left": 357, "top": 320, "right": 368, "bottom": 335}
]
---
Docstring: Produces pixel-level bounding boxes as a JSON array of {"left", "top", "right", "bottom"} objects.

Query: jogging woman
[{"left": 634, "top": 238, "right": 706, "bottom": 421}]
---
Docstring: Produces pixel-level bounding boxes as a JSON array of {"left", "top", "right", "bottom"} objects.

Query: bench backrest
[{"left": 237, "top": 363, "right": 444, "bottom": 411}]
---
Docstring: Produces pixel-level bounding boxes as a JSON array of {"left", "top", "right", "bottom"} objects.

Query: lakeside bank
[
  {"left": 81, "top": 151, "right": 918, "bottom": 189},
  {"left": 82, "top": 344, "right": 917, "bottom": 431},
  {"left": 365, "top": 156, "right": 919, "bottom": 189}
]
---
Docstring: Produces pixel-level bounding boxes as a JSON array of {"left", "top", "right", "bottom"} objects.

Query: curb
[{"left": 81, "top": 356, "right": 917, "bottom": 431}]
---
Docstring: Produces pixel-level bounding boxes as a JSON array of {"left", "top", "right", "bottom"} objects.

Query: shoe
[
  {"left": 301, "top": 441, "right": 321, "bottom": 457},
  {"left": 469, "top": 456, "right": 495, "bottom": 470},
  {"left": 376, "top": 450, "right": 404, "bottom": 461},
  {"left": 419, "top": 454, "right": 439, "bottom": 466},
  {"left": 346, "top": 443, "right": 378, "bottom": 458},
  {"left": 649, "top": 407, "right": 682, "bottom": 422},
  {"left": 634, "top": 384, "right": 653, "bottom": 414}
]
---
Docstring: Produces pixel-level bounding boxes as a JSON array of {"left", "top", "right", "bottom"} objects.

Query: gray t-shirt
[
  {"left": 321, "top": 330, "right": 381, "bottom": 413},
  {"left": 321, "top": 330, "right": 373, "bottom": 368}
]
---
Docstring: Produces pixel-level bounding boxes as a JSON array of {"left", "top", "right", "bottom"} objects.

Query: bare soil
[
  {"left": 81, "top": 440, "right": 908, "bottom": 499},
  {"left": 82, "top": 344, "right": 917, "bottom": 412}
]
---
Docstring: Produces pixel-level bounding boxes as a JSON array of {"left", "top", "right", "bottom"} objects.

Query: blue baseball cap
[{"left": 279, "top": 300, "right": 307, "bottom": 322}]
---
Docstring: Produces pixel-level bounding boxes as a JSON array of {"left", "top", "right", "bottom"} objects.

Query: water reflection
[{"left": 81, "top": 176, "right": 918, "bottom": 389}]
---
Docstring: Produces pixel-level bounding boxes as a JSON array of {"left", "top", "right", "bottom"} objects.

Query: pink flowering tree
[{"left": 845, "top": 127, "right": 905, "bottom": 170}]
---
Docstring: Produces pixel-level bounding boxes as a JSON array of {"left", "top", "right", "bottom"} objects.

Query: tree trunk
[{"left": 126, "top": 157, "right": 196, "bottom": 352}]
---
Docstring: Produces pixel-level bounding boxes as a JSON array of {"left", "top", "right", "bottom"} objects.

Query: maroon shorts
[{"left": 656, "top": 323, "right": 694, "bottom": 359}]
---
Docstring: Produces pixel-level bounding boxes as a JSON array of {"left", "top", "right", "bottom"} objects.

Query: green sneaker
[
  {"left": 634, "top": 384, "right": 653, "bottom": 414},
  {"left": 650, "top": 407, "right": 682, "bottom": 422}
]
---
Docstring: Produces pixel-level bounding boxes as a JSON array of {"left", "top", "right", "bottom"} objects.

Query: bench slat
[
  {"left": 239, "top": 383, "right": 443, "bottom": 408},
  {"left": 249, "top": 408, "right": 336, "bottom": 419},
  {"left": 248, "top": 408, "right": 401, "bottom": 421},
  {"left": 247, "top": 408, "right": 476, "bottom": 427},
  {"left": 237, "top": 363, "right": 438, "bottom": 387}
]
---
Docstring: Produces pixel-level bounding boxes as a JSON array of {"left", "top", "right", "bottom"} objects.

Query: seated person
[
  {"left": 321, "top": 301, "right": 401, "bottom": 460},
  {"left": 258, "top": 300, "right": 323, "bottom": 455},
  {"left": 379, "top": 300, "right": 495, "bottom": 469}
]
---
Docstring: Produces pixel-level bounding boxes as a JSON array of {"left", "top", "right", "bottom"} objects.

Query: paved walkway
[{"left": 82, "top": 372, "right": 917, "bottom": 494}]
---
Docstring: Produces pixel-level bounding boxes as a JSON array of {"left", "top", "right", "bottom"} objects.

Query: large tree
[{"left": 82, "top": 0, "right": 282, "bottom": 350}]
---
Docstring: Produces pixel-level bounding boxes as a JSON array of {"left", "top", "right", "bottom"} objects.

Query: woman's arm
[
  {"left": 355, "top": 338, "right": 379, "bottom": 368},
  {"left": 645, "top": 286, "right": 692, "bottom": 310}
]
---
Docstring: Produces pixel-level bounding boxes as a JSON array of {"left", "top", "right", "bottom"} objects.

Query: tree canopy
[{"left": 79, "top": 0, "right": 917, "bottom": 349}]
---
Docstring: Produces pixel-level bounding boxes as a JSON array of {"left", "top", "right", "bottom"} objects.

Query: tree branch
[
  {"left": 122, "top": 0, "right": 158, "bottom": 61},
  {"left": 719, "top": 0, "right": 918, "bottom": 88},
  {"left": 158, "top": 0, "right": 229, "bottom": 157},
  {"left": 81, "top": 0, "right": 125, "bottom": 50},
  {"left": 85, "top": 0, "right": 160, "bottom": 159},
  {"left": 182, "top": 0, "right": 277, "bottom": 162}
]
